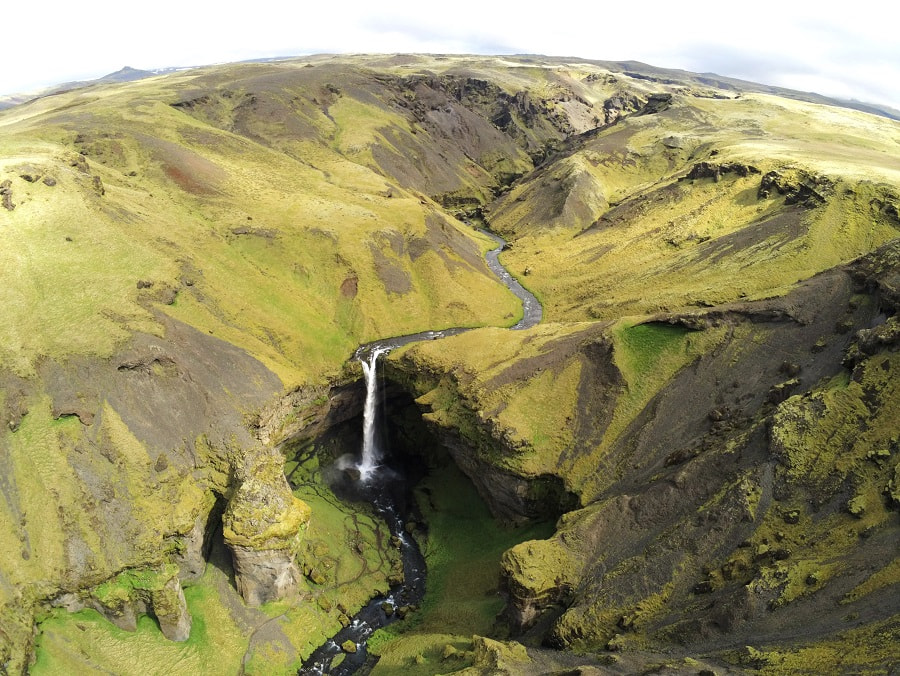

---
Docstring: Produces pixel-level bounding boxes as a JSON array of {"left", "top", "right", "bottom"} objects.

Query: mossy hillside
[
  {"left": 724, "top": 93, "right": 900, "bottom": 184},
  {"left": 32, "top": 570, "right": 248, "bottom": 676},
  {"left": 770, "top": 350, "right": 899, "bottom": 498},
  {"left": 0, "top": 72, "right": 522, "bottom": 387},
  {"left": 488, "top": 114, "right": 707, "bottom": 238},
  {"left": 0, "top": 398, "right": 201, "bottom": 594},
  {"left": 0, "top": 394, "right": 212, "bottom": 670},
  {"left": 492, "top": 89, "right": 900, "bottom": 324},
  {"left": 488, "top": 154, "right": 615, "bottom": 235},
  {"left": 752, "top": 349, "right": 900, "bottom": 611},
  {"left": 0, "top": 152, "right": 172, "bottom": 379},
  {"left": 512, "top": 340, "right": 900, "bottom": 659},
  {"left": 502, "top": 173, "right": 897, "bottom": 325},
  {"left": 729, "top": 617, "right": 900, "bottom": 675},
  {"left": 564, "top": 320, "right": 730, "bottom": 498}
]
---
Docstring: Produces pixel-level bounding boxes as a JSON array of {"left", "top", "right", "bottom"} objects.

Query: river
[{"left": 299, "top": 228, "right": 541, "bottom": 674}]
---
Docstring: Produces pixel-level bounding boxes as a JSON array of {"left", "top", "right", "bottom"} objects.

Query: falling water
[{"left": 357, "top": 347, "right": 388, "bottom": 480}]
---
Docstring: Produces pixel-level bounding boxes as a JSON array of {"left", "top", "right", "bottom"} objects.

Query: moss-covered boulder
[{"left": 500, "top": 538, "right": 580, "bottom": 631}]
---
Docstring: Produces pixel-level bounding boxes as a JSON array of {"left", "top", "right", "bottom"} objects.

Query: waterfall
[{"left": 357, "top": 347, "right": 388, "bottom": 480}]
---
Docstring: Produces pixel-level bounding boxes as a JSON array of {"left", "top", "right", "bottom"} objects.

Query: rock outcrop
[
  {"left": 1, "top": 178, "right": 13, "bottom": 210},
  {"left": 53, "top": 564, "right": 192, "bottom": 641},
  {"left": 758, "top": 168, "right": 833, "bottom": 206},
  {"left": 222, "top": 447, "right": 311, "bottom": 606}
]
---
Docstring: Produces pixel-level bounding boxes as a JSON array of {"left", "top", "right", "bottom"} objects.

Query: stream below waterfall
[
  {"left": 298, "top": 230, "right": 540, "bottom": 674},
  {"left": 298, "top": 462, "right": 426, "bottom": 675}
]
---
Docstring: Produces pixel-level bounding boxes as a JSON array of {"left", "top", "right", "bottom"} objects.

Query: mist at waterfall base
[{"left": 302, "top": 348, "right": 426, "bottom": 674}]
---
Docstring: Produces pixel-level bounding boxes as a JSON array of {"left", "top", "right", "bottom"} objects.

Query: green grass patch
[
  {"left": 368, "top": 458, "right": 553, "bottom": 674},
  {"left": 615, "top": 322, "right": 691, "bottom": 382},
  {"left": 31, "top": 583, "right": 247, "bottom": 676}
]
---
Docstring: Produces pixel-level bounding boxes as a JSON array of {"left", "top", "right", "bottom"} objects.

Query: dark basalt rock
[
  {"left": 682, "top": 161, "right": 761, "bottom": 182},
  {"left": 638, "top": 93, "right": 673, "bottom": 115},
  {"left": 602, "top": 93, "right": 643, "bottom": 124},
  {"left": 1, "top": 179, "right": 13, "bottom": 210},
  {"left": 758, "top": 169, "right": 833, "bottom": 206}
]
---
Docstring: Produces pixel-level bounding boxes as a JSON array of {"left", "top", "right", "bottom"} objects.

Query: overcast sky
[{"left": 4, "top": 1, "right": 898, "bottom": 110}]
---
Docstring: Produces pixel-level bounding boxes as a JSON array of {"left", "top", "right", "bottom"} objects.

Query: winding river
[
  {"left": 352, "top": 230, "right": 542, "bottom": 361},
  {"left": 299, "top": 230, "right": 540, "bottom": 674}
]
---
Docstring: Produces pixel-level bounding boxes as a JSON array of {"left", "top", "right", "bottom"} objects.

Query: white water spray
[{"left": 357, "top": 347, "right": 388, "bottom": 480}]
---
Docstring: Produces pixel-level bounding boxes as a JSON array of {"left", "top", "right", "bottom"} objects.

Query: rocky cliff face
[
  {"left": 0, "top": 314, "right": 284, "bottom": 669},
  {"left": 222, "top": 447, "right": 311, "bottom": 606}
]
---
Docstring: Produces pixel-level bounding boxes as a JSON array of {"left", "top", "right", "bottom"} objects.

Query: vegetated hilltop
[{"left": 0, "top": 54, "right": 897, "bottom": 674}]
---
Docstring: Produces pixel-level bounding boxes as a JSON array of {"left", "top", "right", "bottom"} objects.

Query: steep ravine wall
[
  {"left": 493, "top": 243, "right": 900, "bottom": 671},
  {"left": 268, "top": 365, "right": 573, "bottom": 528},
  {"left": 0, "top": 314, "right": 288, "bottom": 671},
  {"left": 264, "top": 240, "right": 900, "bottom": 673}
]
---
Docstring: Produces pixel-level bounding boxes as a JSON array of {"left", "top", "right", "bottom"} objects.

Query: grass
[
  {"left": 740, "top": 617, "right": 900, "bottom": 675},
  {"left": 492, "top": 90, "right": 900, "bottom": 325},
  {"left": 31, "top": 583, "right": 247, "bottom": 675},
  {"left": 615, "top": 322, "right": 691, "bottom": 381},
  {"left": 0, "top": 73, "right": 521, "bottom": 385},
  {"left": 368, "top": 458, "right": 553, "bottom": 674}
]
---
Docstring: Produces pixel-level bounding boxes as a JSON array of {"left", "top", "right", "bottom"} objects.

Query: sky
[{"left": 3, "top": 1, "right": 898, "bottom": 110}]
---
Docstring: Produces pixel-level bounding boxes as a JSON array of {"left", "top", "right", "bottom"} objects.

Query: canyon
[{"left": 0, "top": 54, "right": 897, "bottom": 674}]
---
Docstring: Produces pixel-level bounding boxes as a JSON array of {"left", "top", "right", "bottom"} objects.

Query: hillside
[{"left": 0, "top": 54, "right": 898, "bottom": 674}]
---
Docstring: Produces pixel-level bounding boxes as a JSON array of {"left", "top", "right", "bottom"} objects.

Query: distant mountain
[
  {"left": 95, "top": 66, "right": 159, "bottom": 83},
  {"left": 2, "top": 55, "right": 899, "bottom": 121},
  {"left": 515, "top": 56, "right": 900, "bottom": 121},
  {"left": 0, "top": 66, "right": 182, "bottom": 110}
]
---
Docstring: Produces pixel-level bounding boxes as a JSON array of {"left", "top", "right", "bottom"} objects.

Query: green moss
[
  {"left": 771, "top": 351, "right": 900, "bottom": 494},
  {"left": 93, "top": 564, "right": 180, "bottom": 605},
  {"left": 728, "top": 617, "right": 900, "bottom": 674},
  {"left": 615, "top": 322, "right": 691, "bottom": 381},
  {"left": 369, "top": 459, "right": 552, "bottom": 674},
  {"left": 501, "top": 538, "right": 578, "bottom": 605},
  {"left": 31, "top": 582, "right": 246, "bottom": 675}
]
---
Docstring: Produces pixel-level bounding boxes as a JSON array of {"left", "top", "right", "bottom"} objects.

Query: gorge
[{"left": 1, "top": 54, "right": 898, "bottom": 675}]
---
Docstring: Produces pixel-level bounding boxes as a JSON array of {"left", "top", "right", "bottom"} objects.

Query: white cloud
[{"left": 2, "top": 0, "right": 898, "bottom": 111}]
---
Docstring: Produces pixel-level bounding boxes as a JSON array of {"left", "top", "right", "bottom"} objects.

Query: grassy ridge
[{"left": 0, "top": 72, "right": 521, "bottom": 386}]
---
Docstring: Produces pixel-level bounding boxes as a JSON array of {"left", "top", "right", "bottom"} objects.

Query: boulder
[
  {"left": 87, "top": 564, "right": 191, "bottom": 641},
  {"left": 1, "top": 179, "right": 13, "bottom": 210}
]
